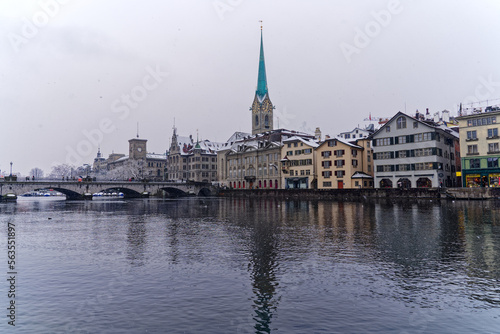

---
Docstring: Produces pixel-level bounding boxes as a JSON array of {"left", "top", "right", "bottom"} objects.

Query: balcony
[
  {"left": 465, "top": 138, "right": 478, "bottom": 142},
  {"left": 487, "top": 135, "right": 499, "bottom": 140},
  {"left": 466, "top": 152, "right": 479, "bottom": 156},
  {"left": 487, "top": 151, "right": 500, "bottom": 154}
]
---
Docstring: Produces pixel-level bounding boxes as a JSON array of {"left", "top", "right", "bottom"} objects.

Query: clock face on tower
[{"left": 137, "top": 147, "right": 142, "bottom": 152}]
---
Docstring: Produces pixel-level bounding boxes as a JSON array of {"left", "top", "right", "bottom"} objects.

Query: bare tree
[
  {"left": 29, "top": 167, "right": 44, "bottom": 179},
  {"left": 48, "top": 164, "right": 74, "bottom": 180}
]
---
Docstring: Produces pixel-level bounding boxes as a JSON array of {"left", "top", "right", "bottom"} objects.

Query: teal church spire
[{"left": 256, "top": 29, "right": 268, "bottom": 100}]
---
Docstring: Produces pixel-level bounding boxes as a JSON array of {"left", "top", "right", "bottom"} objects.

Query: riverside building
[
  {"left": 372, "top": 111, "right": 459, "bottom": 188},
  {"left": 456, "top": 106, "right": 500, "bottom": 187}
]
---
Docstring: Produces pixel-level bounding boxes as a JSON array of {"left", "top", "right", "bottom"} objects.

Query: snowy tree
[
  {"left": 29, "top": 167, "right": 44, "bottom": 179},
  {"left": 48, "top": 164, "right": 74, "bottom": 179}
]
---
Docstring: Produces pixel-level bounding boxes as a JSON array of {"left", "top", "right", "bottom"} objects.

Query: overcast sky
[{"left": 1, "top": 0, "right": 500, "bottom": 175}]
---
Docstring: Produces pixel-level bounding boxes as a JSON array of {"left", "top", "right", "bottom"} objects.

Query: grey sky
[{"left": 1, "top": 0, "right": 500, "bottom": 175}]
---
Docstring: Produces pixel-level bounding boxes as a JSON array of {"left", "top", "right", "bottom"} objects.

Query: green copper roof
[{"left": 256, "top": 30, "right": 268, "bottom": 100}]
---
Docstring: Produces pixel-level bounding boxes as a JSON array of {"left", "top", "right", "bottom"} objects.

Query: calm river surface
[{"left": 1, "top": 197, "right": 499, "bottom": 333}]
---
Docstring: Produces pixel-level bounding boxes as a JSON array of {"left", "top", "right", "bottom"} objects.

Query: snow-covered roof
[
  {"left": 147, "top": 153, "right": 167, "bottom": 160},
  {"left": 351, "top": 171, "right": 373, "bottom": 179},
  {"left": 283, "top": 136, "right": 319, "bottom": 148}
]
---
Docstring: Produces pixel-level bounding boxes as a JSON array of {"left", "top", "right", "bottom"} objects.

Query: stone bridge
[{"left": 0, "top": 180, "right": 218, "bottom": 200}]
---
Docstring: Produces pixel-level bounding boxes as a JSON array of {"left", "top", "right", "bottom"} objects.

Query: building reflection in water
[
  {"left": 126, "top": 216, "right": 147, "bottom": 267},
  {"left": 219, "top": 198, "right": 281, "bottom": 333}
]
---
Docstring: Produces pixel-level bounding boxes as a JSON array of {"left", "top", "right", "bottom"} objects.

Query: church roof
[{"left": 256, "top": 30, "right": 268, "bottom": 101}]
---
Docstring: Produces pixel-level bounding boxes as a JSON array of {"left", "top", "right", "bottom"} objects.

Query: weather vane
[{"left": 259, "top": 20, "right": 263, "bottom": 30}]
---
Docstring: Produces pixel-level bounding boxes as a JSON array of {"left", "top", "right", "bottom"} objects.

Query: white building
[{"left": 372, "top": 111, "right": 459, "bottom": 188}]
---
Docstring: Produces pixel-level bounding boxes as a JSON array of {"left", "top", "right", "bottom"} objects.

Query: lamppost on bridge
[{"left": 10, "top": 162, "right": 13, "bottom": 176}]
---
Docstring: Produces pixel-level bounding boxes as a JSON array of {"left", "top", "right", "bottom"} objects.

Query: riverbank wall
[{"left": 218, "top": 188, "right": 500, "bottom": 200}]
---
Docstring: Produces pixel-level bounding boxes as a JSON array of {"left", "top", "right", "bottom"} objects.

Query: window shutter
[
  {"left": 390, "top": 152, "right": 395, "bottom": 159},
  {"left": 432, "top": 148, "right": 437, "bottom": 155},
  {"left": 411, "top": 150, "right": 415, "bottom": 157},
  {"left": 390, "top": 137, "right": 394, "bottom": 145},
  {"left": 334, "top": 150, "right": 337, "bottom": 156},
  {"left": 391, "top": 165, "right": 395, "bottom": 171},
  {"left": 372, "top": 140, "right": 377, "bottom": 147},
  {"left": 394, "top": 136, "right": 399, "bottom": 144},
  {"left": 373, "top": 154, "right": 377, "bottom": 160},
  {"left": 409, "top": 135, "right": 414, "bottom": 143},
  {"left": 342, "top": 150, "right": 345, "bottom": 155},
  {"left": 431, "top": 132, "right": 436, "bottom": 140},
  {"left": 411, "top": 164, "right": 415, "bottom": 170},
  {"left": 395, "top": 165, "right": 399, "bottom": 171},
  {"left": 321, "top": 161, "right": 324, "bottom": 167},
  {"left": 395, "top": 151, "right": 399, "bottom": 158},
  {"left": 433, "top": 162, "right": 438, "bottom": 169}
]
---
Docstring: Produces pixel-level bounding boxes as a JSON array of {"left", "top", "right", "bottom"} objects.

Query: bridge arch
[
  {"left": 34, "top": 187, "right": 81, "bottom": 200},
  {"left": 160, "top": 187, "right": 188, "bottom": 198},
  {"left": 198, "top": 188, "right": 212, "bottom": 197}
]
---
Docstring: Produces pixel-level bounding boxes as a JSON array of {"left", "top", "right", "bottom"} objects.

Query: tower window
[
  {"left": 265, "top": 115, "right": 269, "bottom": 128},
  {"left": 255, "top": 115, "right": 259, "bottom": 126}
]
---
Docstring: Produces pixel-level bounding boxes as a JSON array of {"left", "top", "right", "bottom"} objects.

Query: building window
[
  {"left": 255, "top": 115, "right": 259, "bottom": 126},
  {"left": 386, "top": 126, "right": 391, "bottom": 132},
  {"left": 467, "top": 130, "right": 477, "bottom": 140},
  {"left": 375, "top": 137, "right": 391, "bottom": 146},
  {"left": 413, "top": 121, "right": 418, "bottom": 128},
  {"left": 323, "top": 181, "right": 332, "bottom": 187},
  {"left": 398, "top": 136, "right": 407, "bottom": 144},
  {"left": 487, "top": 157, "right": 499, "bottom": 168},
  {"left": 335, "top": 170, "right": 345, "bottom": 178},
  {"left": 470, "top": 159, "right": 480, "bottom": 169},
  {"left": 467, "top": 145, "right": 478, "bottom": 155},
  {"left": 397, "top": 116, "right": 406, "bottom": 129},
  {"left": 264, "top": 115, "right": 269, "bottom": 128},
  {"left": 488, "top": 128, "right": 498, "bottom": 138},
  {"left": 322, "top": 171, "right": 331, "bottom": 178},
  {"left": 488, "top": 143, "right": 499, "bottom": 153}
]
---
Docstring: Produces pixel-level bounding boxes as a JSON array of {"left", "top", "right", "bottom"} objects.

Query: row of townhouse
[
  {"left": 281, "top": 136, "right": 374, "bottom": 189},
  {"left": 217, "top": 111, "right": 463, "bottom": 190}
]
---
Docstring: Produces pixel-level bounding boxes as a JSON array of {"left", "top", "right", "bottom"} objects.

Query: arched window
[
  {"left": 255, "top": 115, "right": 259, "bottom": 126},
  {"left": 264, "top": 180, "right": 267, "bottom": 188},
  {"left": 264, "top": 115, "right": 269, "bottom": 128},
  {"left": 380, "top": 179, "right": 393, "bottom": 188},
  {"left": 397, "top": 116, "right": 406, "bottom": 129}
]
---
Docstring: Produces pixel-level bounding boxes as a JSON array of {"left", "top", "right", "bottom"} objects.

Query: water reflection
[{"left": 2, "top": 197, "right": 500, "bottom": 333}]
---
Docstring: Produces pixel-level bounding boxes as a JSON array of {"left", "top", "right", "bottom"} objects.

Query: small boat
[
  {"left": 17, "top": 190, "right": 66, "bottom": 201},
  {"left": 92, "top": 192, "right": 124, "bottom": 200}
]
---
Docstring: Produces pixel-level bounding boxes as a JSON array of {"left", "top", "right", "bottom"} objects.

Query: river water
[{"left": 0, "top": 197, "right": 499, "bottom": 333}]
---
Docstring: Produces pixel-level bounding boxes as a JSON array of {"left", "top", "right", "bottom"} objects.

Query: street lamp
[{"left": 10, "top": 162, "right": 12, "bottom": 176}]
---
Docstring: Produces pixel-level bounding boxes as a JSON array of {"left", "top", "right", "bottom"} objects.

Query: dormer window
[{"left": 397, "top": 116, "right": 407, "bottom": 129}]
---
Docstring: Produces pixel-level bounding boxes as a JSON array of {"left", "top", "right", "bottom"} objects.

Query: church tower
[{"left": 251, "top": 26, "right": 274, "bottom": 135}]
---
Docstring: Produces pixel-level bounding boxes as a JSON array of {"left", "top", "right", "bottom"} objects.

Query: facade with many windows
[
  {"left": 372, "top": 112, "right": 459, "bottom": 188},
  {"left": 456, "top": 110, "right": 500, "bottom": 187},
  {"left": 218, "top": 129, "right": 314, "bottom": 189},
  {"left": 281, "top": 136, "right": 319, "bottom": 189},
  {"left": 316, "top": 137, "right": 373, "bottom": 189},
  {"left": 166, "top": 128, "right": 224, "bottom": 183}
]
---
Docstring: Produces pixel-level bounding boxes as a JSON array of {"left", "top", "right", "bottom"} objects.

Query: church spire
[{"left": 256, "top": 25, "right": 268, "bottom": 100}]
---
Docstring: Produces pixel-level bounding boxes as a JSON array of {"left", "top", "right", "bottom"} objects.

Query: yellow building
[
  {"left": 281, "top": 136, "right": 319, "bottom": 189},
  {"left": 456, "top": 108, "right": 500, "bottom": 187},
  {"left": 316, "top": 137, "right": 373, "bottom": 189}
]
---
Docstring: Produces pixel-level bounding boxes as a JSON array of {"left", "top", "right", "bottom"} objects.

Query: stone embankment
[{"left": 218, "top": 188, "right": 500, "bottom": 200}]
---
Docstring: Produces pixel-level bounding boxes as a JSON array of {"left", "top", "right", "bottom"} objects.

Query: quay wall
[
  {"left": 218, "top": 188, "right": 500, "bottom": 200},
  {"left": 218, "top": 188, "right": 442, "bottom": 200}
]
